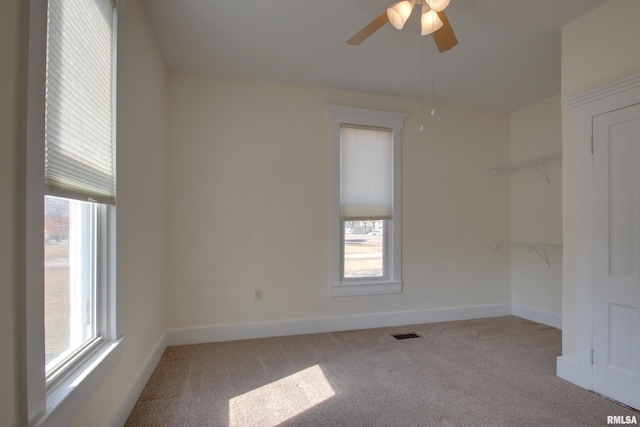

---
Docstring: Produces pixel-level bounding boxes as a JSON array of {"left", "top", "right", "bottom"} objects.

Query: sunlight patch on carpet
[{"left": 228, "top": 364, "right": 336, "bottom": 426}]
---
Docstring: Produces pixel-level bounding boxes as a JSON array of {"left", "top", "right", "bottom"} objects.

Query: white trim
[
  {"left": 24, "top": 1, "right": 122, "bottom": 425},
  {"left": 105, "top": 332, "right": 167, "bottom": 427},
  {"left": 165, "top": 304, "right": 512, "bottom": 346},
  {"left": 331, "top": 281, "right": 402, "bottom": 297},
  {"left": 563, "top": 71, "right": 640, "bottom": 398},
  {"left": 564, "top": 72, "right": 640, "bottom": 111},
  {"left": 325, "top": 105, "right": 408, "bottom": 129},
  {"left": 326, "top": 105, "right": 407, "bottom": 296},
  {"left": 556, "top": 356, "right": 593, "bottom": 390},
  {"left": 34, "top": 339, "right": 123, "bottom": 427},
  {"left": 511, "top": 304, "right": 562, "bottom": 329},
  {"left": 25, "top": 0, "right": 49, "bottom": 419}
]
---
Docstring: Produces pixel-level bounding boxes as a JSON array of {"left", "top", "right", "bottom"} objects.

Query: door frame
[{"left": 558, "top": 72, "right": 640, "bottom": 392}]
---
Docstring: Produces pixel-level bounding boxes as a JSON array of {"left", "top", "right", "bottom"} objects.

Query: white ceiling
[{"left": 141, "top": 0, "right": 606, "bottom": 112}]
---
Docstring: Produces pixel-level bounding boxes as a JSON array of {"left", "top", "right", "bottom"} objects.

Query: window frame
[
  {"left": 44, "top": 196, "right": 98, "bottom": 381},
  {"left": 44, "top": 198, "right": 113, "bottom": 386},
  {"left": 342, "top": 219, "right": 388, "bottom": 280},
  {"left": 326, "top": 105, "right": 407, "bottom": 297},
  {"left": 24, "top": 0, "right": 123, "bottom": 425}
]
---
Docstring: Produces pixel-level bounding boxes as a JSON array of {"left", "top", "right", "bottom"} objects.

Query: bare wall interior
[
  {"left": 165, "top": 71, "right": 512, "bottom": 331},
  {"left": 0, "top": 0, "right": 599, "bottom": 423},
  {"left": 509, "top": 95, "right": 563, "bottom": 326}
]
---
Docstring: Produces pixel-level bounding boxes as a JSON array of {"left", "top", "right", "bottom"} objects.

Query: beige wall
[
  {"left": 562, "top": 0, "right": 640, "bottom": 100},
  {"left": 0, "top": 0, "right": 22, "bottom": 424},
  {"left": 510, "top": 95, "right": 563, "bottom": 317},
  {"left": 561, "top": 0, "right": 640, "bottom": 359},
  {"left": 166, "top": 71, "right": 511, "bottom": 330}
]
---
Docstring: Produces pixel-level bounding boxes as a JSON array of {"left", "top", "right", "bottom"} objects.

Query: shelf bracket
[
  {"left": 533, "top": 164, "right": 550, "bottom": 184},
  {"left": 491, "top": 242, "right": 562, "bottom": 267},
  {"left": 490, "top": 152, "right": 561, "bottom": 184},
  {"left": 529, "top": 244, "right": 551, "bottom": 266}
]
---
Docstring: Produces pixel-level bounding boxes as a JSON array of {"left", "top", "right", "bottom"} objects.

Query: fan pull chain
[
  {"left": 431, "top": 27, "right": 436, "bottom": 116},
  {"left": 420, "top": 34, "right": 425, "bottom": 132}
]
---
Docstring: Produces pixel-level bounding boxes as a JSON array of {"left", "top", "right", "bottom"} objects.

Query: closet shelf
[
  {"left": 490, "top": 152, "right": 562, "bottom": 184},
  {"left": 492, "top": 242, "right": 563, "bottom": 266}
]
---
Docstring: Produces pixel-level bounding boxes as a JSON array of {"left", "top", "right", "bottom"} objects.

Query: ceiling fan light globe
[
  {"left": 387, "top": 1, "right": 414, "bottom": 30},
  {"left": 425, "top": 0, "right": 450, "bottom": 13},
  {"left": 420, "top": 10, "right": 443, "bottom": 35}
]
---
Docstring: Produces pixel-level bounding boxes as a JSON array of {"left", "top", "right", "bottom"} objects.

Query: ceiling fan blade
[
  {"left": 433, "top": 11, "right": 458, "bottom": 52},
  {"left": 346, "top": 11, "right": 389, "bottom": 45}
]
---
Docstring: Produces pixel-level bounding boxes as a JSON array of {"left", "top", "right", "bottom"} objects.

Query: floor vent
[{"left": 392, "top": 333, "right": 421, "bottom": 340}]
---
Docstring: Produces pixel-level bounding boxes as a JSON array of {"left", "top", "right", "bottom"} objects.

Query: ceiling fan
[{"left": 346, "top": 0, "right": 458, "bottom": 52}]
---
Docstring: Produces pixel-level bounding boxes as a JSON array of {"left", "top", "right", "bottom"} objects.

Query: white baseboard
[
  {"left": 556, "top": 356, "right": 592, "bottom": 390},
  {"left": 165, "top": 303, "right": 512, "bottom": 346},
  {"left": 511, "top": 303, "right": 562, "bottom": 329},
  {"left": 105, "top": 332, "right": 167, "bottom": 427}
]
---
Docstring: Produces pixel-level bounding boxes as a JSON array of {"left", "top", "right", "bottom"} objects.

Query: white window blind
[
  {"left": 341, "top": 125, "right": 393, "bottom": 220},
  {"left": 45, "top": 0, "right": 116, "bottom": 205}
]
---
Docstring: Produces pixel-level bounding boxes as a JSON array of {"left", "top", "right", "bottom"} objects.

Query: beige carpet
[{"left": 126, "top": 316, "right": 638, "bottom": 426}]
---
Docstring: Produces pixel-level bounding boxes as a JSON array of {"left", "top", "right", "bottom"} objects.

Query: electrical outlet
[{"left": 254, "top": 289, "right": 262, "bottom": 301}]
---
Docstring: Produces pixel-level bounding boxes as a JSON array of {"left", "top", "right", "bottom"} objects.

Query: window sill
[
  {"left": 331, "top": 280, "right": 402, "bottom": 297},
  {"left": 35, "top": 338, "right": 124, "bottom": 427}
]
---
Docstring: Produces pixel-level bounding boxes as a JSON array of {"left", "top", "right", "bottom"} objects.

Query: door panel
[
  {"left": 609, "top": 121, "right": 637, "bottom": 278},
  {"left": 608, "top": 303, "right": 637, "bottom": 375},
  {"left": 592, "top": 104, "right": 640, "bottom": 410}
]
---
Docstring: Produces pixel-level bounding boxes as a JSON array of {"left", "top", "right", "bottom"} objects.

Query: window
[
  {"left": 341, "top": 125, "right": 391, "bottom": 280},
  {"left": 44, "top": 196, "right": 108, "bottom": 380},
  {"left": 344, "top": 219, "right": 385, "bottom": 278},
  {"left": 326, "top": 105, "right": 407, "bottom": 296},
  {"left": 25, "top": 0, "right": 121, "bottom": 424}
]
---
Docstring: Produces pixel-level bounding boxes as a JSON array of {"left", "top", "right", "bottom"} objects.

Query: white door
[{"left": 592, "top": 103, "right": 640, "bottom": 410}]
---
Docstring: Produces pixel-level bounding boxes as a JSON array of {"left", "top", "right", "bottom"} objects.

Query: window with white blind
[
  {"left": 341, "top": 125, "right": 393, "bottom": 220},
  {"left": 326, "top": 105, "right": 407, "bottom": 296},
  {"left": 45, "top": 0, "right": 116, "bottom": 205},
  {"left": 25, "top": 0, "right": 121, "bottom": 424}
]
